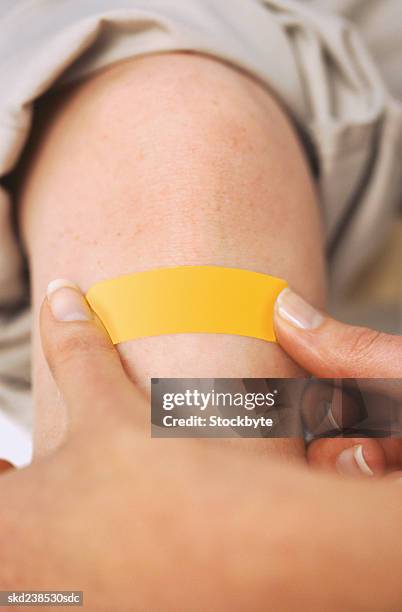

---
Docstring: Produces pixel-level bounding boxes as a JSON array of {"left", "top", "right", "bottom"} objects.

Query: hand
[
  {"left": 0, "top": 281, "right": 401, "bottom": 611},
  {"left": 274, "top": 288, "right": 402, "bottom": 479}
]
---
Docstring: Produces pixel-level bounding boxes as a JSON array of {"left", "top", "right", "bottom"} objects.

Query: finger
[
  {"left": 383, "top": 470, "right": 402, "bottom": 484},
  {"left": 379, "top": 438, "right": 402, "bottom": 470},
  {"left": 274, "top": 288, "right": 402, "bottom": 473},
  {"left": 300, "top": 379, "right": 369, "bottom": 435},
  {"left": 0, "top": 459, "right": 14, "bottom": 474},
  {"left": 274, "top": 288, "right": 402, "bottom": 378},
  {"left": 40, "top": 279, "right": 145, "bottom": 430},
  {"left": 300, "top": 379, "right": 400, "bottom": 463},
  {"left": 307, "top": 438, "right": 386, "bottom": 477},
  {"left": 307, "top": 438, "right": 402, "bottom": 477}
]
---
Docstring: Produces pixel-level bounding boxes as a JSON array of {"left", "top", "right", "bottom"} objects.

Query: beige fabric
[
  {"left": 0, "top": 0, "right": 401, "bottom": 463},
  {"left": 311, "top": 0, "right": 402, "bottom": 99}
]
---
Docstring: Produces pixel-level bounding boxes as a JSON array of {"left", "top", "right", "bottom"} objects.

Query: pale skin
[
  {"left": 1, "top": 52, "right": 399, "bottom": 608},
  {"left": 17, "top": 52, "right": 399, "bottom": 472},
  {"left": 0, "top": 286, "right": 400, "bottom": 611},
  {"left": 18, "top": 53, "right": 325, "bottom": 458}
]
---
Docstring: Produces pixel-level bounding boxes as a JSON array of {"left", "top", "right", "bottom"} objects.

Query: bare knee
[
  {"left": 21, "top": 53, "right": 323, "bottom": 294},
  {"left": 18, "top": 53, "right": 325, "bottom": 454}
]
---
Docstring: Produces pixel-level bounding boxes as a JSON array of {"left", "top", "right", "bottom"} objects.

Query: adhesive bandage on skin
[{"left": 86, "top": 266, "right": 288, "bottom": 344}]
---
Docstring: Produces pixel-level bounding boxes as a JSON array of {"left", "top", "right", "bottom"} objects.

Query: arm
[
  {"left": 1, "top": 293, "right": 400, "bottom": 611},
  {"left": 17, "top": 52, "right": 325, "bottom": 457}
]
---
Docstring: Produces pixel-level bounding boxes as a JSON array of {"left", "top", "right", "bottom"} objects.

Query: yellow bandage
[{"left": 86, "top": 266, "right": 287, "bottom": 344}]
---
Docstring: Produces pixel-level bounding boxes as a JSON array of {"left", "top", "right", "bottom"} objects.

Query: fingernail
[
  {"left": 275, "top": 288, "right": 324, "bottom": 330},
  {"left": 336, "top": 444, "right": 374, "bottom": 477},
  {"left": 47, "top": 279, "right": 92, "bottom": 322}
]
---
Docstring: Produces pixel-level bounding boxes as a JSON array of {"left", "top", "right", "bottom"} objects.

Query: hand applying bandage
[
  {"left": 1, "top": 279, "right": 399, "bottom": 611},
  {"left": 274, "top": 288, "right": 402, "bottom": 479}
]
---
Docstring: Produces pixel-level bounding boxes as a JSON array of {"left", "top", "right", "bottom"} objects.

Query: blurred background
[{"left": 316, "top": 0, "right": 401, "bottom": 333}]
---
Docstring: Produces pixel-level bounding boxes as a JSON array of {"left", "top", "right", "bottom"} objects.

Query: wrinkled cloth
[{"left": 0, "top": 0, "right": 401, "bottom": 464}]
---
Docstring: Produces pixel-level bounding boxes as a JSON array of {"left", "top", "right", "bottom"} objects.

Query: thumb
[
  {"left": 40, "top": 279, "right": 145, "bottom": 431},
  {"left": 274, "top": 288, "right": 402, "bottom": 378}
]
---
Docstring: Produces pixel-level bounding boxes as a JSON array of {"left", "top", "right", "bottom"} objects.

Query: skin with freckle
[{"left": 17, "top": 53, "right": 325, "bottom": 457}]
